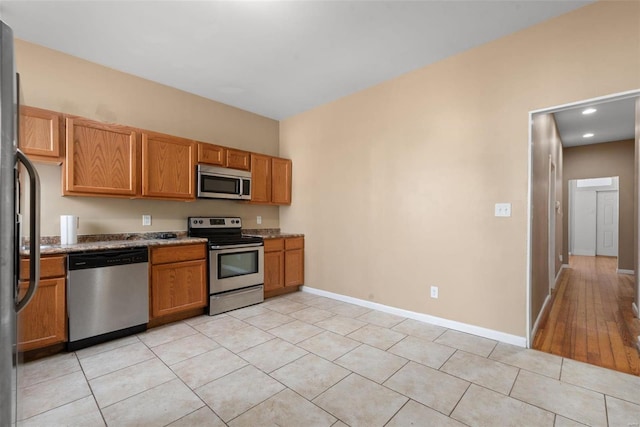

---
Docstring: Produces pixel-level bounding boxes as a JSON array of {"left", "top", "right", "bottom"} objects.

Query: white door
[
  {"left": 572, "top": 190, "right": 597, "bottom": 256},
  {"left": 596, "top": 190, "right": 618, "bottom": 256}
]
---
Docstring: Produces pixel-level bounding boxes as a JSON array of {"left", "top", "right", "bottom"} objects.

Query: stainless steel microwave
[{"left": 197, "top": 165, "right": 251, "bottom": 200}]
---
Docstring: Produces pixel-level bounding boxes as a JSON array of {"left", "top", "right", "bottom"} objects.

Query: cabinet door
[
  {"left": 142, "top": 132, "right": 195, "bottom": 200},
  {"left": 285, "top": 248, "right": 304, "bottom": 287},
  {"left": 64, "top": 117, "right": 139, "bottom": 196},
  {"left": 151, "top": 259, "right": 207, "bottom": 318},
  {"left": 271, "top": 157, "right": 292, "bottom": 205},
  {"left": 226, "top": 148, "right": 251, "bottom": 171},
  {"left": 264, "top": 250, "right": 284, "bottom": 291},
  {"left": 198, "top": 142, "right": 226, "bottom": 166},
  {"left": 251, "top": 154, "right": 271, "bottom": 203},
  {"left": 19, "top": 106, "right": 63, "bottom": 161},
  {"left": 17, "top": 278, "right": 66, "bottom": 351}
]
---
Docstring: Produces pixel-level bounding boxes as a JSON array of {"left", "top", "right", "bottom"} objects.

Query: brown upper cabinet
[
  {"left": 226, "top": 148, "right": 251, "bottom": 171},
  {"left": 64, "top": 117, "right": 139, "bottom": 197},
  {"left": 24, "top": 106, "right": 289, "bottom": 203},
  {"left": 19, "top": 106, "right": 64, "bottom": 162},
  {"left": 197, "top": 143, "right": 250, "bottom": 171},
  {"left": 250, "top": 154, "right": 292, "bottom": 205},
  {"left": 142, "top": 132, "right": 196, "bottom": 200},
  {"left": 197, "top": 142, "right": 226, "bottom": 166},
  {"left": 271, "top": 157, "right": 292, "bottom": 205}
]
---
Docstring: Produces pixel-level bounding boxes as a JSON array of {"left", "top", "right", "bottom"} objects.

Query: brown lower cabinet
[
  {"left": 150, "top": 244, "right": 207, "bottom": 321},
  {"left": 264, "top": 237, "right": 304, "bottom": 297},
  {"left": 18, "top": 256, "right": 67, "bottom": 352}
]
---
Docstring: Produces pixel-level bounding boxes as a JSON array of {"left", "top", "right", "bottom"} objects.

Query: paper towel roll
[{"left": 60, "top": 215, "right": 78, "bottom": 245}]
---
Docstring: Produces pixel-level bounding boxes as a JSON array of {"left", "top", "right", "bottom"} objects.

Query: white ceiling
[
  {"left": 554, "top": 97, "right": 637, "bottom": 148},
  {"left": 1, "top": 1, "right": 593, "bottom": 120}
]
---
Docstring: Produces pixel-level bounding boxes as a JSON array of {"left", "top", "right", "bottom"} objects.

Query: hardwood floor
[{"left": 533, "top": 255, "right": 640, "bottom": 375}]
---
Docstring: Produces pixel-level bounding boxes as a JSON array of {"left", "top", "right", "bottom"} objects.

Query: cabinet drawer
[
  {"left": 20, "top": 255, "right": 66, "bottom": 280},
  {"left": 264, "top": 238, "right": 284, "bottom": 252},
  {"left": 151, "top": 244, "right": 206, "bottom": 264},
  {"left": 285, "top": 237, "right": 304, "bottom": 250}
]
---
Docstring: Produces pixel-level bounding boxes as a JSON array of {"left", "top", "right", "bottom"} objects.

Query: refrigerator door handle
[{"left": 15, "top": 149, "right": 39, "bottom": 313}]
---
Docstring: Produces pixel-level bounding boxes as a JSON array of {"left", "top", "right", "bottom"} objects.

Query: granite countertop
[
  {"left": 21, "top": 229, "right": 304, "bottom": 255},
  {"left": 242, "top": 229, "right": 305, "bottom": 239},
  {"left": 20, "top": 232, "right": 208, "bottom": 256}
]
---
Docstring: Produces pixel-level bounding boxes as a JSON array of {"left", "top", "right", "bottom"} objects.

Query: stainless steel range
[{"left": 188, "top": 217, "right": 264, "bottom": 315}]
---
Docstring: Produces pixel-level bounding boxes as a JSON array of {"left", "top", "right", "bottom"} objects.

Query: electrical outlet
[
  {"left": 430, "top": 286, "right": 439, "bottom": 299},
  {"left": 142, "top": 214, "right": 151, "bottom": 226},
  {"left": 257, "top": 215, "right": 262, "bottom": 225},
  {"left": 494, "top": 203, "right": 512, "bottom": 217}
]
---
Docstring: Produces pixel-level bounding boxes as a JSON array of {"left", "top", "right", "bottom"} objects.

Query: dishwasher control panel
[{"left": 68, "top": 247, "right": 149, "bottom": 271}]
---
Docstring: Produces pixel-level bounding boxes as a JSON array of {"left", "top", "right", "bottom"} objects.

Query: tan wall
[
  {"left": 16, "top": 40, "right": 280, "bottom": 236},
  {"left": 562, "top": 140, "right": 635, "bottom": 271},
  {"left": 279, "top": 1, "right": 640, "bottom": 337},
  {"left": 531, "top": 114, "right": 563, "bottom": 328}
]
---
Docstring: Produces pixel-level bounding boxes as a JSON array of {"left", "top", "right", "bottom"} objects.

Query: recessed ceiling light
[
  {"left": 583, "top": 133, "right": 594, "bottom": 138},
  {"left": 582, "top": 108, "right": 597, "bottom": 115}
]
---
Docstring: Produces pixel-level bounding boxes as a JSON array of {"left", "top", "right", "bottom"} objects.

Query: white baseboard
[
  {"left": 617, "top": 269, "right": 634, "bottom": 275},
  {"left": 531, "top": 294, "right": 552, "bottom": 343},
  {"left": 552, "top": 265, "right": 566, "bottom": 289},
  {"left": 300, "top": 286, "right": 526, "bottom": 347}
]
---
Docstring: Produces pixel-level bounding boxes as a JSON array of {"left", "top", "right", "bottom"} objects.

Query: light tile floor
[{"left": 16, "top": 291, "right": 640, "bottom": 426}]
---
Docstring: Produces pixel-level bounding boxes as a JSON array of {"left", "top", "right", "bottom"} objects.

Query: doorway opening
[{"left": 527, "top": 90, "right": 640, "bottom": 374}]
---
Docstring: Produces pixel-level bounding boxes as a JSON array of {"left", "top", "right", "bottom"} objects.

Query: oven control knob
[{"left": 198, "top": 220, "right": 203, "bottom": 224}]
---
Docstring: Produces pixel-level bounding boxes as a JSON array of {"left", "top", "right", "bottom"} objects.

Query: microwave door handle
[
  {"left": 16, "top": 149, "right": 40, "bottom": 313},
  {"left": 239, "top": 179, "right": 243, "bottom": 198}
]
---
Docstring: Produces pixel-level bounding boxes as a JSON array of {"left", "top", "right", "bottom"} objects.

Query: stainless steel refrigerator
[{"left": 0, "top": 20, "right": 41, "bottom": 425}]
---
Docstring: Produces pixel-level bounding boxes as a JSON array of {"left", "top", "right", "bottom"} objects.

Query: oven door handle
[{"left": 209, "top": 243, "right": 263, "bottom": 250}]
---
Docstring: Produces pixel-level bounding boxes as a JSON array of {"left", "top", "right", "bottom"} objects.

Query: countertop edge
[{"left": 20, "top": 237, "right": 209, "bottom": 256}]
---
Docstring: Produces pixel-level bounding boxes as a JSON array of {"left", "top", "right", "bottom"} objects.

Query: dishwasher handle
[{"left": 68, "top": 247, "right": 149, "bottom": 270}]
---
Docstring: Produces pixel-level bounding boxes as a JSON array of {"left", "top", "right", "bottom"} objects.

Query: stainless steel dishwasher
[{"left": 67, "top": 247, "right": 149, "bottom": 351}]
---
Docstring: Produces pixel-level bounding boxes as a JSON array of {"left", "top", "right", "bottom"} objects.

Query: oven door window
[
  {"left": 201, "top": 174, "right": 240, "bottom": 196},
  {"left": 218, "top": 250, "right": 259, "bottom": 279}
]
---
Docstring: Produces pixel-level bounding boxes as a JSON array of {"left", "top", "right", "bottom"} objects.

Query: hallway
[{"left": 533, "top": 256, "right": 640, "bottom": 375}]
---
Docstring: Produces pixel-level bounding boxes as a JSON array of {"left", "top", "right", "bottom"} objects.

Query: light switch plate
[
  {"left": 142, "top": 214, "right": 151, "bottom": 226},
  {"left": 257, "top": 215, "right": 262, "bottom": 225},
  {"left": 495, "top": 203, "right": 512, "bottom": 217}
]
